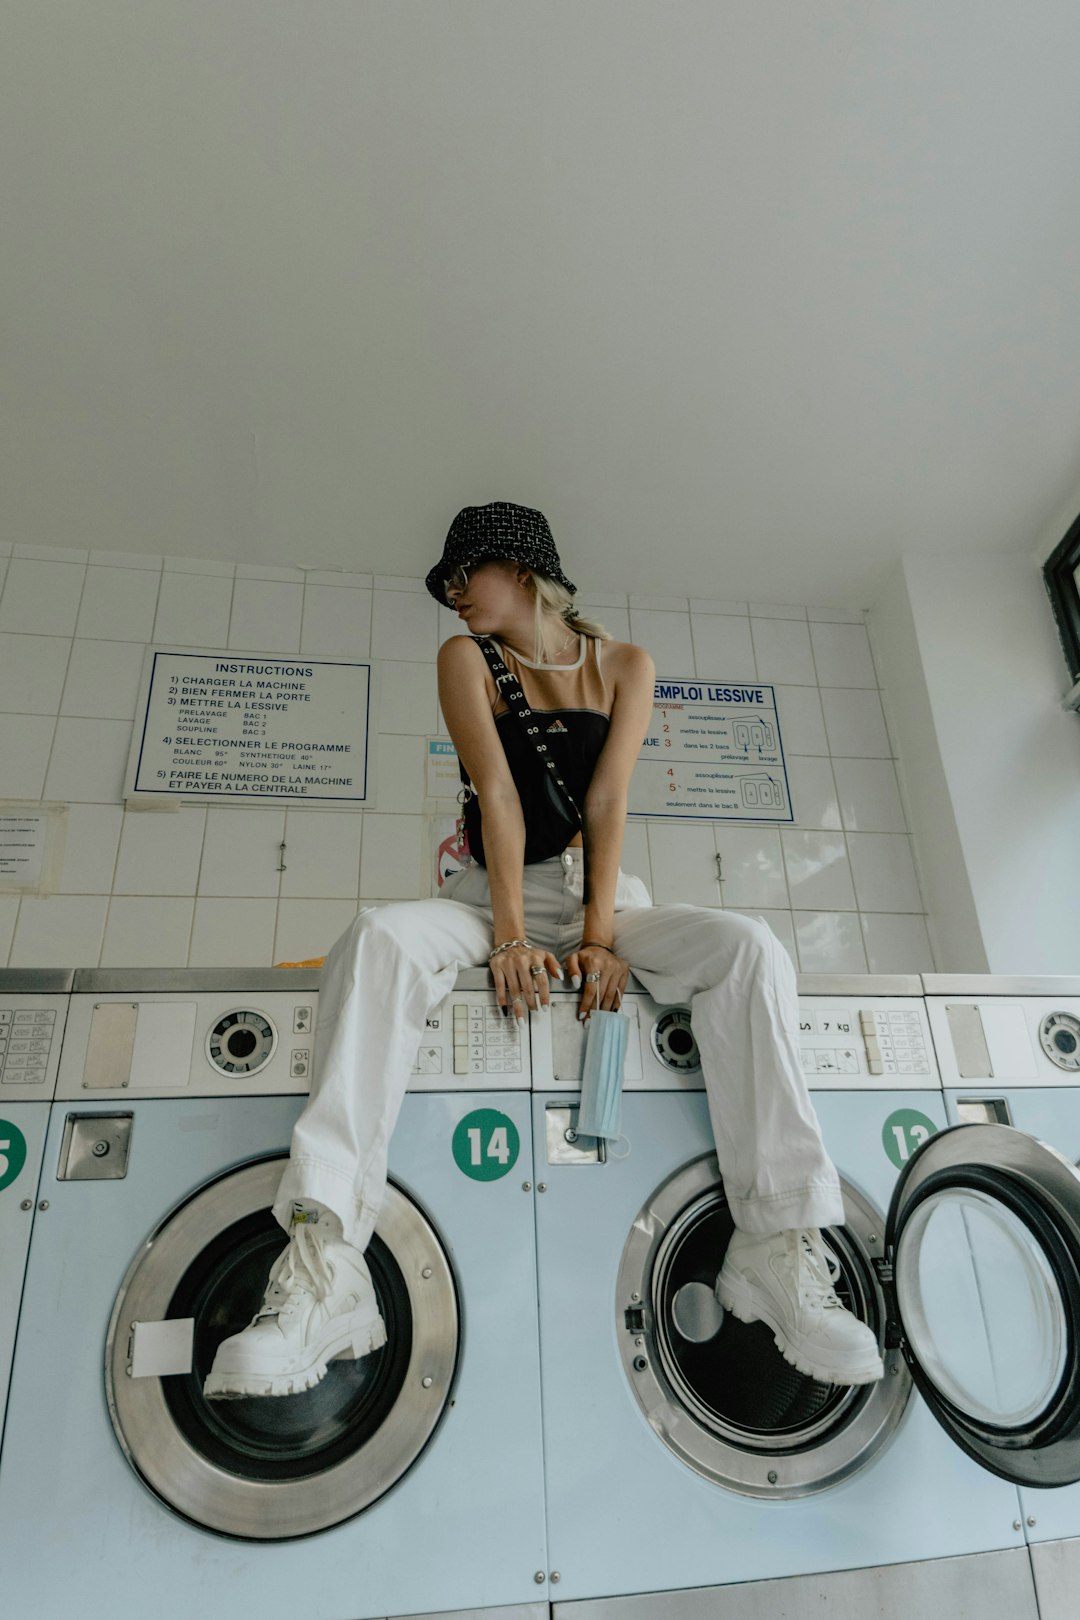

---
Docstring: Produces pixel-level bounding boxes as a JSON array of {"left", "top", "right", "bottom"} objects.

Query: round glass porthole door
[
  {"left": 616, "top": 1155, "right": 910, "bottom": 1499},
  {"left": 887, "top": 1122, "right": 1080, "bottom": 1487},
  {"left": 106, "top": 1157, "right": 458, "bottom": 1539}
]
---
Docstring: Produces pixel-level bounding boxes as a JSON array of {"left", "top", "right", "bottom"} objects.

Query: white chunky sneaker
[
  {"left": 716, "top": 1227, "right": 884, "bottom": 1386},
  {"left": 203, "top": 1221, "right": 387, "bottom": 1399}
]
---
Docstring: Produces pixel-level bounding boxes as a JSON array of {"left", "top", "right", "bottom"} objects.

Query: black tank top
[{"left": 463, "top": 636, "right": 612, "bottom": 866}]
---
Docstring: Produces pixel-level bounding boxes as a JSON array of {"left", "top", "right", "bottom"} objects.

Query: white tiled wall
[{"left": 0, "top": 544, "right": 933, "bottom": 972}]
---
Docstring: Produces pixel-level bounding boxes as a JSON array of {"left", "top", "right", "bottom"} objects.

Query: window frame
[{"left": 1043, "top": 515, "right": 1080, "bottom": 692}]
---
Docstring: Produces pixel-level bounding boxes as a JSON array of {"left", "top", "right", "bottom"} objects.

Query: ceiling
[{"left": 4, "top": 1, "right": 1080, "bottom": 605}]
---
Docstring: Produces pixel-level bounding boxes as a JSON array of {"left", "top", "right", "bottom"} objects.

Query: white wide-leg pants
[{"left": 273, "top": 849, "right": 844, "bottom": 1248}]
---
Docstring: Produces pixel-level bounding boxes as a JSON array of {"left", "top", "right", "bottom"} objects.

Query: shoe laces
[
  {"left": 257, "top": 1223, "right": 335, "bottom": 1321},
  {"left": 791, "top": 1229, "right": 842, "bottom": 1310}
]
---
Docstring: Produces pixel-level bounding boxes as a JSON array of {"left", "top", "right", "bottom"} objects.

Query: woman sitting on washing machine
[{"left": 204, "top": 502, "right": 884, "bottom": 1399}]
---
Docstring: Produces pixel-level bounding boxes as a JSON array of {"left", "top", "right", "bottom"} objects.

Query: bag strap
[{"left": 474, "top": 638, "right": 582, "bottom": 824}]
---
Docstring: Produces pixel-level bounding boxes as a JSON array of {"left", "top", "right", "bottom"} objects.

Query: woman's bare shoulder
[
  {"left": 601, "top": 638, "right": 655, "bottom": 684},
  {"left": 437, "top": 634, "right": 485, "bottom": 672}
]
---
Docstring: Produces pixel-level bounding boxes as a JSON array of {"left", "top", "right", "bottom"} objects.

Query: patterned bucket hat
[{"left": 425, "top": 501, "right": 576, "bottom": 604}]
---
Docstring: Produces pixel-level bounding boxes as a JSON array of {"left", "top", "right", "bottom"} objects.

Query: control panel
[
  {"left": 926, "top": 996, "right": 1080, "bottom": 1087},
  {"left": 0, "top": 997, "right": 69, "bottom": 1100},
  {"left": 531, "top": 991, "right": 938, "bottom": 1091},
  {"left": 532, "top": 990, "right": 701, "bottom": 1092},
  {"left": 409, "top": 992, "right": 529, "bottom": 1091},
  {"left": 799, "top": 1002, "right": 934, "bottom": 1085},
  {"left": 55, "top": 985, "right": 534, "bottom": 1099},
  {"left": 56, "top": 994, "right": 319, "bottom": 1100}
]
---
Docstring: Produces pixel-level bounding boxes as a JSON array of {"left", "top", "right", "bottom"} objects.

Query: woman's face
[{"left": 446, "top": 558, "right": 530, "bottom": 635}]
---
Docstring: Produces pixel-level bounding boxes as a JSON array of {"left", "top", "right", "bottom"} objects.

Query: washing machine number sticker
[
  {"left": 0, "top": 1119, "right": 28, "bottom": 1192},
  {"left": 882, "top": 1108, "right": 938, "bottom": 1170},
  {"left": 452, "top": 1109, "right": 520, "bottom": 1181}
]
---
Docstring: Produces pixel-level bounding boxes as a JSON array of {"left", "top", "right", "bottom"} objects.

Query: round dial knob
[
  {"left": 1039, "top": 1011, "right": 1080, "bottom": 1072},
  {"left": 651, "top": 1007, "right": 700, "bottom": 1073},
  {"left": 207, "top": 1009, "right": 277, "bottom": 1075}
]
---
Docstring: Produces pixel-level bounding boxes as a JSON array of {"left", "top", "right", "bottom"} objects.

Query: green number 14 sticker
[
  {"left": 882, "top": 1108, "right": 938, "bottom": 1170},
  {"left": 452, "top": 1108, "right": 520, "bottom": 1182}
]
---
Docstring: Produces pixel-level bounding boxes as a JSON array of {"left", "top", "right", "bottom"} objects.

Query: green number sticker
[
  {"left": 882, "top": 1108, "right": 938, "bottom": 1170},
  {"left": 452, "top": 1108, "right": 520, "bottom": 1182},
  {"left": 0, "top": 1120, "right": 28, "bottom": 1193}
]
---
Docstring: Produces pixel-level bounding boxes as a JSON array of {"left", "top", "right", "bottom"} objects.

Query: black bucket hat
[{"left": 425, "top": 501, "right": 576, "bottom": 605}]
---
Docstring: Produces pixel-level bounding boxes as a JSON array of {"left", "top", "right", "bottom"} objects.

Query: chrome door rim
[
  {"left": 616, "top": 1154, "right": 910, "bottom": 1499},
  {"left": 106, "top": 1157, "right": 458, "bottom": 1539},
  {"left": 886, "top": 1122, "right": 1080, "bottom": 1484}
]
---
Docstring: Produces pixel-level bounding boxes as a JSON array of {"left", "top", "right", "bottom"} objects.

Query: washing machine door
[
  {"left": 887, "top": 1122, "right": 1080, "bottom": 1487},
  {"left": 615, "top": 1153, "right": 912, "bottom": 1499},
  {"left": 106, "top": 1156, "right": 458, "bottom": 1539}
]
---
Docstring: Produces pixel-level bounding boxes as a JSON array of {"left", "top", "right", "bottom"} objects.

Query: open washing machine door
[
  {"left": 106, "top": 1155, "right": 458, "bottom": 1539},
  {"left": 884, "top": 1122, "right": 1080, "bottom": 1488},
  {"left": 615, "top": 1153, "right": 912, "bottom": 1499}
]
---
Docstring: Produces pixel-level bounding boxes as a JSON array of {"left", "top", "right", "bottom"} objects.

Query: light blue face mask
[{"left": 577, "top": 1009, "right": 630, "bottom": 1141}]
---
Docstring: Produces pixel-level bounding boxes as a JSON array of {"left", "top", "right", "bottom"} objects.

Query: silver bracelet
[{"left": 488, "top": 938, "right": 531, "bottom": 961}]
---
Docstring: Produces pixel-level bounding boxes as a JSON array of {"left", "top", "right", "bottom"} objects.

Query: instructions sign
[
  {"left": 629, "top": 677, "right": 792, "bottom": 822},
  {"left": 127, "top": 650, "right": 371, "bottom": 804}
]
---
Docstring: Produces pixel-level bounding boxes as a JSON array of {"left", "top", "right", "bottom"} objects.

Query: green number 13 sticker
[
  {"left": 452, "top": 1108, "right": 520, "bottom": 1182},
  {"left": 882, "top": 1108, "right": 938, "bottom": 1170}
]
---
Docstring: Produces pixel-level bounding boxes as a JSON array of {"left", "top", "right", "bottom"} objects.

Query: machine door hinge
[{"left": 871, "top": 1253, "right": 902, "bottom": 1350}]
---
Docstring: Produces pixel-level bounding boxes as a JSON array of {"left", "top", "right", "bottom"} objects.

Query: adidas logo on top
[{"left": 546, "top": 719, "right": 568, "bottom": 734}]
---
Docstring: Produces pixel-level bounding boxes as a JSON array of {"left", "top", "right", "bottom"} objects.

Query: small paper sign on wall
[
  {"left": 0, "top": 804, "right": 67, "bottom": 894},
  {"left": 425, "top": 738, "right": 461, "bottom": 800},
  {"left": 125, "top": 649, "right": 372, "bottom": 806}
]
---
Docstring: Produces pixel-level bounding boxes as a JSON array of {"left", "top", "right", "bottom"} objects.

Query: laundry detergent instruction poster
[{"left": 627, "top": 677, "right": 792, "bottom": 823}]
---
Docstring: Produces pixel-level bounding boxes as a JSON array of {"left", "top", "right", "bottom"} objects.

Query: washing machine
[
  {"left": 0, "top": 967, "right": 549, "bottom": 1620},
  {"left": 529, "top": 972, "right": 1043, "bottom": 1615},
  {"left": 927, "top": 973, "right": 1080, "bottom": 1620},
  {"left": 0, "top": 969, "right": 72, "bottom": 1464}
]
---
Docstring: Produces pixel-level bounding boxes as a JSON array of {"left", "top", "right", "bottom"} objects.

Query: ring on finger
[
  {"left": 528, "top": 964, "right": 547, "bottom": 976},
  {"left": 585, "top": 971, "right": 602, "bottom": 983}
]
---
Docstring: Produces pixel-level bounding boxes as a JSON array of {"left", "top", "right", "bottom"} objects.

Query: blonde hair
[{"left": 528, "top": 571, "right": 610, "bottom": 662}]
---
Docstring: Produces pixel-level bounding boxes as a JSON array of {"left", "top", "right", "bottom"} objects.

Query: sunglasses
[{"left": 444, "top": 562, "right": 474, "bottom": 604}]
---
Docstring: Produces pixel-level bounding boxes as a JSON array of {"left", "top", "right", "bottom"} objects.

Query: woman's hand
[
  {"left": 489, "top": 944, "right": 564, "bottom": 1022},
  {"left": 564, "top": 943, "right": 630, "bottom": 1021}
]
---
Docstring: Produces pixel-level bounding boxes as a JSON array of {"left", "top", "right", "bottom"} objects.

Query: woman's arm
[
  {"left": 437, "top": 636, "right": 561, "bottom": 1015},
  {"left": 569, "top": 642, "right": 655, "bottom": 1014}
]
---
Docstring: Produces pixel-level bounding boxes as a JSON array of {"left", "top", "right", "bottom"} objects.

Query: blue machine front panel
[
  {"left": 533, "top": 1088, "right": 1025, "bottom": 1603},
  {"left": 0, "top": 1092, "right": 547, "bottom": 1620},
  {"left": 0, "top": 1101, "right": 49, "bottom": 1453}
]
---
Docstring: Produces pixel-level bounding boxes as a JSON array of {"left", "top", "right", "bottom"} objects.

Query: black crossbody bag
[{"left": 456, "top": 637, "right": 582, "bottom": 850}]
